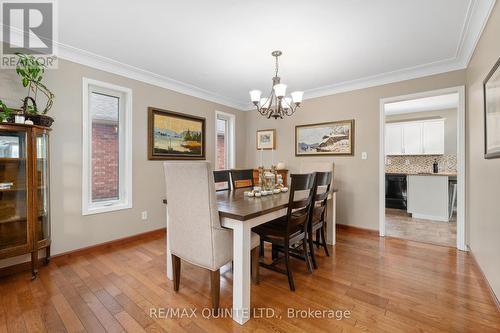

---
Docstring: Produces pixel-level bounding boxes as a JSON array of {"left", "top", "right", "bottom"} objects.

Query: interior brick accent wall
[
  {"left": 216, "top": 133, "right": 226, "bottom": 170},
  {"left": 92, "top": 122, "right": 119, "bottom": 201}
]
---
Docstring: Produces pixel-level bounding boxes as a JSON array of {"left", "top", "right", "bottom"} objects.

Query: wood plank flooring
[
  {"left": 386, "top": 208, "right": 457, "bottom": 247},
  {"left": 0, "top": 228, "right": 499, "bottom": 332}
]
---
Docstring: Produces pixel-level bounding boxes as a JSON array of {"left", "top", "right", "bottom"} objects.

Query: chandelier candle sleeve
[{"left": 249, "top": 50, "right": 303, "bottom": 119}]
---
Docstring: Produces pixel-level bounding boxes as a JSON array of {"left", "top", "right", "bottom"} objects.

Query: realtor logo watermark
[{"left": 1, "top": 0, "right": 58, "bottom": 68}]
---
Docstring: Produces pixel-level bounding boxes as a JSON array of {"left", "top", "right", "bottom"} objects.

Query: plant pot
[{"left": 26, "top": 114, "right": 54, "bottom": 127}]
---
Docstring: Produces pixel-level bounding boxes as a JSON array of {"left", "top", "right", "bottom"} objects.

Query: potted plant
[
  {"left": 15, "top": 53, "right": 55, "bottom": 127},
  {"left": 0, "top": 99, "right": 13, "bottom": 123}
]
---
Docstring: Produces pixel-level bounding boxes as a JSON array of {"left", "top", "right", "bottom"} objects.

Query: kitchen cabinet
[
  {"left": 422, "top": 120, "right": 445, "bottom": 154},
  {"left": 385, "top": 124, "right": 403, "bottom": 155},
  {"left": 385, "top": 119, "right": 444, "bottom": 155},
  {"left": 407, "top": 174, "right": 449, "bottom": 221},
  {"left": 402, "top": 122, "right": 423, "bottom": 154}
]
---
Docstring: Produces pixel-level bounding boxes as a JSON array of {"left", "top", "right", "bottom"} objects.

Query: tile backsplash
[{"left": 385, "top": 155, "right": 457, "bottom": 174}]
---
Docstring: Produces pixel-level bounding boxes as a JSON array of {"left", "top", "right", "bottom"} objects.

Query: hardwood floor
[
  {"left": 386, "top": 208, "right": 457, "bottom": 247},
  {"left": 1, "top": 228, "right": 499, "bottom": 333}
]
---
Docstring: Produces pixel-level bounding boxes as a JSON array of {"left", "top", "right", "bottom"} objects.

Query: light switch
[{"left": 361, "top": 152, "right": 368, "bottom": 160}]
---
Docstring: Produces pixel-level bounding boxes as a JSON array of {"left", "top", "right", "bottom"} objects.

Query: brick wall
[
  {"left": 216, "top": 133, "right": 226, "bottom": 170},
  {"left": 92, "top": 122, "right": 119, "bottom": 201}
]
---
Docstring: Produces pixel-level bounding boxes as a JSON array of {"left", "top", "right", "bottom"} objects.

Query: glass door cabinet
[{"left": 0, "top": 123, "right": 51, "bottom": 278}]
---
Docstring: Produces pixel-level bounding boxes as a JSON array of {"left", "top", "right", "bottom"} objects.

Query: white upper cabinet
[
  {"left": 385, "top": 119, "right": 444, "bottom": 155},
  {"left": 402, "top": 122, "right": 423, "bottom": 155},
  {"left": 422, "top": 120, "right": 445, "bottom": 154},
  {"left": 385, "top": 123, "right": 403, "bottom": 155}
]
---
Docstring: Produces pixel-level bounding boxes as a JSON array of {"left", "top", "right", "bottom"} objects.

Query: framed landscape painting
[
  {"left": 256, "top": 129, "right": 276, "bottom": 150},
  {"left": 295, "top": 120, "right": 354, "bottom": 156},
  {"left": 148, "top": 107, "right": 206, "bottom": 160},
  {"left": 484, "top": 57, "right": 500, "bottom": 159}
]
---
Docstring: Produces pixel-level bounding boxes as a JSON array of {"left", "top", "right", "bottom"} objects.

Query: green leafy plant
[
  {"left": 15, "top": 53, "right": 54, "bottom": 114},
  {"left": 0, "top": 99, "right": 13, "bottom": 122}
]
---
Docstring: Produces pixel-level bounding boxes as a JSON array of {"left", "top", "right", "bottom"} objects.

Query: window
[
  {"left": 215, "top": 111, "right": 235, "bottom": 171},
  {"left": 82, "top": 78, "right": 132, "bottom": 215}
]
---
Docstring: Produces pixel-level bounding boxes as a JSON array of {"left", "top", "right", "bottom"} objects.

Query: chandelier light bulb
[
  {"left": 249, "top": 90, "right": 261, "bottom": 103},
  {"left": 273, "top": 84, "right": 287, "bottom": 98},
  {"left": 291, "top": 91, "right": 304, "bottom": 104}
]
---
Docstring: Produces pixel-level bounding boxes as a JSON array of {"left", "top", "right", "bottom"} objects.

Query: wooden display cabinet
[
  {"left": 252, "top": 168, "right": 288, "bottom": 187},
  {"left": 0, "top": 123, "right": 51, "bottom": 279}
]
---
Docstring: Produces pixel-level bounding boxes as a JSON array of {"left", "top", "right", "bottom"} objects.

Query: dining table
[{"left": 163, "top": 187, "right": 338, "bottom": 325}]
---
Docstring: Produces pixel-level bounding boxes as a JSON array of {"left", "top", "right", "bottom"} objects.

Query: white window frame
[
  {"left": 82, "top": 78, "right": 133, "bottom": 215},
  {"left": 215, "top": 111, "right": 235, "bottom": 169}
]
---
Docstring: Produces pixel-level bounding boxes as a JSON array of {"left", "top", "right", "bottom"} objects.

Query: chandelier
[{"left": 249, "top": 50, "right": 303, "bottom": 119}]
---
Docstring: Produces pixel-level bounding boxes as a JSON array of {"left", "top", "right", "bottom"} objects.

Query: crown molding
[
  {"left": 56, "top": 43, "right": 248, "bottom": 110},
  {"left": 11, "top": 0, "right": 491, "bottom": 112},
  {"left": 244, "top": 0, "right": 496, "bottom": 111},
  {"left": 455, "top": 0, "right": 496, "bottom": 67}
]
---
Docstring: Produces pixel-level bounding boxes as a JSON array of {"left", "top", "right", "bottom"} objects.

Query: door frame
[{"left": 379, "top": 86, "right": 466, "bottom": 251}]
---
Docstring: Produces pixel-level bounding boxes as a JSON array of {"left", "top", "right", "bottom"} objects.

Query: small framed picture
[
  {"left": 483, "top": 57, "right": 500, "bottom": 159},
  {"left": 256, "top": 129, "right": 276, "bottom": 150}
]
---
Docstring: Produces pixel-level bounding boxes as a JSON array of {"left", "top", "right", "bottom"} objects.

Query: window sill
[{"left": 82, "top": 202, "right": 132, "bottom": 216}]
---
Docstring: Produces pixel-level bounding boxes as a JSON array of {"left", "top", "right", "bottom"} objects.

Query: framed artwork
[
  {"left": 295, "top": 119, "right": 354, "bottom": 156},
  {"left": 256, "top": 129, "right": 276, "bottom": 150},
  {"left": 484, "top": 57, "right": 500, "bottom": 159},
  {"left": 148, "top": 107, "right": 206, "bottom": 160}
]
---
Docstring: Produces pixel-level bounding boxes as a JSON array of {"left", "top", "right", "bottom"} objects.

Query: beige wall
[
  {"left": 244, "top": 70, "right": 466, "bottom": 230},
  {"left": 386, "top": 108, "right": 458, "bottom": 155},
  {"left": 0, "top": 58, "right": 245, "bottom": 266},
  {"left": 466, "top": 2, "right": 500, "bottom": 301}
]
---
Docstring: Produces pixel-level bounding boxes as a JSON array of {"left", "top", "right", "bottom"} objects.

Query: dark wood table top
[{"left": 162, "top": 187, "right": 338, "bottom": 222}]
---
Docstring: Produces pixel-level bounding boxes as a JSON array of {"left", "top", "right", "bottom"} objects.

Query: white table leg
[
  {"left": 224, "top": 218, "right": 252, "bottom": 325},
  {"left": 327, "top": 192, "right": 337, "bottom": 245},
  {"left": 165, "top": 206, "right": 173, "bottom": 280}
]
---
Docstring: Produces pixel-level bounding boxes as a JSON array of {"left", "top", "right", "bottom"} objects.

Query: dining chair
[
  {"left": 308, "top": 171, "right": 332, "bottom": 269},
  {"left": 230, "top": 169, "right": 254, "bottom": 189},
  {"left": 213, "top": 170, "right": 231, "bottom": 191},
  {"left": 164, "top": 161, "right": 260, "bottom": 310},
  {"left": 252, "top": 173, "right": 316, "bottom": 291}
]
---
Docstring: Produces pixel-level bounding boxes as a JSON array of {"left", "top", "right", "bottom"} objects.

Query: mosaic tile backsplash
[{"left": 385, "top": 154, "right": 457, "bottom": 174}]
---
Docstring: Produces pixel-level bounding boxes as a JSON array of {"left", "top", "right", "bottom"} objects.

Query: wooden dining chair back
[
  {"left": 308, "top": 171, "right": 332, "bottom": 269},
  {"left": 164, "top": 161, "right": 260, "bottom": 309},
  {"left": 213, "top": 170, "right": 231, "bottom": 191},
  {"left": 285, "top": 173, "right": 316, "bottom": 238},
  {"left": 253, "top": 173, "right": 316, "bottom": 291},
  {"left": 230, "top": 169, "right": 254, "bottom": 189}
]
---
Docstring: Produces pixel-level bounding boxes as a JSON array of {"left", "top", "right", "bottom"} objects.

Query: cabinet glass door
[
  {"left": 0, "top": 129, "right": 29, "bottom": 251},
  {"left": 36, "top": 133, "right": 50, "bottom": 242}
]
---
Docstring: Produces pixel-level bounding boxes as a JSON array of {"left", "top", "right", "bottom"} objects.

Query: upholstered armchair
[{"left": 163, "top": 161, "right": 260, "bottom": 309}]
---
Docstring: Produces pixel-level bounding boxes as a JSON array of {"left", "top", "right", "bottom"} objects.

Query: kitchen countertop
[{"left": 386, "top": 171, "right": 457, "bottom": 177}]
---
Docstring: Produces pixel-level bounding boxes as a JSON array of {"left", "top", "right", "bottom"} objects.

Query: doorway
[{"left": 379, "top": 87, "right": 466, "bottom": 250}]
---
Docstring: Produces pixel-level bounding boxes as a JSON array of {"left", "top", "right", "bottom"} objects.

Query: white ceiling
[
  {"left": 384, "top": 93, "right": 459, "bottom": 115},
  {"left": 52, "top": 0, "right": 495, "bottom": 109}
]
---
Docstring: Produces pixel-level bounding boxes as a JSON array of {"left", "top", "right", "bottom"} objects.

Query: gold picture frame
[
  {"left": 256, "top": 129, "right": 276, "bottom": 150},
  {"left": 295, "top": 120, "right": 354, "bottom": 156}
]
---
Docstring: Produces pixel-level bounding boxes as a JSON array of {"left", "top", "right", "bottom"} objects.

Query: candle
[
  {"left": 271, "top": 148, "right": 274, "bottom": 167},
  {"left": 260, "top": 148, "right": 263, "bottom": 167}
]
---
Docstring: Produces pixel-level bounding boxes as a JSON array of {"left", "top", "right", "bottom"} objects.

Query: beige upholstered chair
[{"left": 163, "top": 161, "right": 260, "bottom": 309}]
